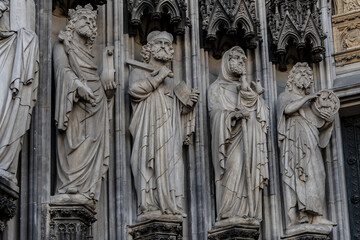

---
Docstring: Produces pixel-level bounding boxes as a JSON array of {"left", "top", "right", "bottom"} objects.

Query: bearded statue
[
  {"left": 208, "top": 46, "right": 269, "bottom": 227},
  {"left": 277, "top": 62, "right": 338, "bottom": 235},
  {"left": 128, "top": 31, "right": 199, "bottom": 221},
  {"left": 53, "top": 4, "right": 116, "bottom": 202}
]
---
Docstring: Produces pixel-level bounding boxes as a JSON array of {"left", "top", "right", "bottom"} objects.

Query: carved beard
[
  {"left": 229, "top": 61, "right": 246, "bottom": 76},
  {"left": 76, "top": 25, "right": 94, "bottom": 39},
  {"left": 294, "top": 77, "right": 312, "bottom": 94},
  {"left": 152, "top": 48, "right": 173, "bottom": 62}
]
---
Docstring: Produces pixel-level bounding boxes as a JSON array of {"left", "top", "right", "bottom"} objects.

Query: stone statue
[
  {"left": 128, "top": 31, "right": 199, "bottom": 220},
  {"left": 0, "top": 0, "right": 39, "bottom": 185},
  {"left": 277, "top": 63, "right": 338, "bottom": 233},
  {"left": 208, "top": 46, "right": 269, "bottom": 226},
  {"left": 53, "top": 4, "right": 116, "bottom": 201}
]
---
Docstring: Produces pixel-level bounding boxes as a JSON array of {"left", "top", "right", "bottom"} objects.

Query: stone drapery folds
[
  {"left": 53, "top": 4, "right": 116, "bottom": 202},
  {"left": 128, "top": 30, "right": 199, "bottom": 221},
  {"left": 277, "top": 62, "right": 338, "bottom": 235},
  {"left": 208, "top": 46, "right": 269, "bottom": 227}
]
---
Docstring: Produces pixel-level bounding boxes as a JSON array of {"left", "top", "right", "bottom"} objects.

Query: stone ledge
[
  {"left": 129, "top": 219, "right": 183, "bottom": 240},
  {"left": 208, "top": 224, "right": 260, "bottom": 240}
]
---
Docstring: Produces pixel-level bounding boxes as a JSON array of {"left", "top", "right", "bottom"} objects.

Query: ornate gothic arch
[
  {"left": 268, "top": 0, "right": 326, "bottom": 71},
  {"left": 127, "top": 0, "right": 190, "bottom": 43},
  {"left": 200, "top": 0, "right": 261, "bottom": 59}
]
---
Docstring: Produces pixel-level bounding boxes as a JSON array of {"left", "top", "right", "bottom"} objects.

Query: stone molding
[
  {"left": 48, "top": 204, "right": 97, "bottom": 240},
  {"left": 199, "top": 0, "right": 260, "bottom": 45},
  {"left": 268, "top": 0, "right": 326, "bottom": 71},
  {"left": 0, "top": 176, "right": 19, "bottom": 233},
  {"left": 208, "top": 224, "right": 260, "bottom": 240},
  {"left": 129, "top": 219, "right": 183, "bottom": 240},
  {"left": 332, "top": 9, "right": 360, "bottom": 66},
  {"left": 127, "top": 0, "right": 190, "bottom": 42}
]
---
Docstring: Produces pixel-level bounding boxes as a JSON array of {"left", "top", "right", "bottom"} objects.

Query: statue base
[
  {"left": 281, "top": 224, "right": 333, "bottom": 240},
  {"left": 129, "top": 219, "right": 183, "bottom": 240},
  {"left": 0, "top": 176, "right": 19, "bottom": 233},
  {"left": 48, "top": 200, "right": 97, "bottom": 240},
  {"left": 208, "top": 224, "right": 260, "bottom": 240}
]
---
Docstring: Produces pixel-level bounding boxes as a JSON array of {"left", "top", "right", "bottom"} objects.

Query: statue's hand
[
  {"left": 186, "top": 88, "right": 200, "bottom": 107},
  {"left": 155, "top": 66, "right": 173, "bottom": 80},
  {"left": 306, "top": 92, "right": 321, "bottom": 101},
  {"left": 76, "top": 80, "right": 96, "bottom": 105},
  {"left": 320, "top": 110, "right": 334, "bottom": 122}
]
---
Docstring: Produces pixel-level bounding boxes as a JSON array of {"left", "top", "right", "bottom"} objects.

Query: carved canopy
[
  {"left": 268, "top": 0, "right": 326, "bottom": 71},
  {"left": 127, "top": 0, "right": 190, "bottom": 43},
  {"left": 200, "top": 0, "right": 261, "bottom": 58}
]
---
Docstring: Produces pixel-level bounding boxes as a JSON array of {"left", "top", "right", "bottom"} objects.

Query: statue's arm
[
  {"left": 128, "top": 67, "right": 171, "bottom": 101},
  {"left": 284, "top": 93, "right": 319, "bottom": 115}
]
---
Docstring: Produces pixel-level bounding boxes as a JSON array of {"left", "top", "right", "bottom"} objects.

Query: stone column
[{"left": 0, "top": 177, "right": 18, "bottom": 235}]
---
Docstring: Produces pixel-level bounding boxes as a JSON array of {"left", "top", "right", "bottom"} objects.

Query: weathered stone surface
[
  {"left": 281, "top": 223, "right": 332, "bottom": 240},
  {"left": 208, "top": 224, "right": 260, "bottom": 240},
  {"left": 0, "top": 0, "right": 39, "bottom": 186},
  {"left": 277, "top": 63, "right": 338, "bottom": 232},
  {"left": 0, "top": 177, "right": 18, "bottom": 233},
  {"left": 48, "top": 204, "right": 97, "bottom": 240},
  {"left": 53, "top": 4, "right": 115, "bottom": 202},
  {"left": 268, "top": 0, "right": 326, "bottom": 71},
  {"left": 129, "top": 219, "right": 183, "bottom": 240},
  {"left": 208, "top": 46, "right": 269, "bottom": 224},
  {"left": 128, "top": 30, "right": 199, "bottom": 221}
]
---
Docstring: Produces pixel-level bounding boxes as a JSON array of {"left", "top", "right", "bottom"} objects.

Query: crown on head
[{"left": 68, "top": 4, "right": 97, "bottom": 20}]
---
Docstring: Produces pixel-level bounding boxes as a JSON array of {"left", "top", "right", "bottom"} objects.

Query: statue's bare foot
[
  {"left": 299, "top": 215, "right": 309, "bottom": 224},
  {"left": 312, "top": 217, "right": 336, "bottom": 226}
]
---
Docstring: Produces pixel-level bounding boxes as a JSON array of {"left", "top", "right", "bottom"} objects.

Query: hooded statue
[{"left": 208, "top": 46, "right": 269, "bottom": 225}]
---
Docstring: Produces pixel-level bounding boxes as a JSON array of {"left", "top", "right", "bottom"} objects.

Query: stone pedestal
[
  {"left": 0, "top": 176, "right": 19, "bottom": 233},
  {"left": 48, "top": 202, "right": 97, "bottom": 240},
  {"left": 281, "top": 224, "right": 333, "bottom": 240},
  {"left": 208, "top": 225, "right": 260, "bottom": 240},
  {"left": 129, "top": 219, "right": 183, "bottom": 240}
]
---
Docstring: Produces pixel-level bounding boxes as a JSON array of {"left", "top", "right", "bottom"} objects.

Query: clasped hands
[{"left": 230, "top": 108, "right": 250, "bottom": 126}]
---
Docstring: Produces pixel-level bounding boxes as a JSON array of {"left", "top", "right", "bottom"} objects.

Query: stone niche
[{"left": 332, "top": 6, "right": 360, "bottom": 66}]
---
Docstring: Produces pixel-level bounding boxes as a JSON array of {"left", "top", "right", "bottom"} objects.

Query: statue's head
[
  {"left": 227, "top": 46, "right": 247, "bottom": 77},
  {"left": 65, "top": 4, "right": 97, "bottom": 48},
  {"left": 287, "top": 62, "right": 314, "bottom": 94},
  {"left": 219, "top": 46, "right": 247, "bottom": 82},
  {"left": 141, "top": 31, "right": 174, "bottom": 64},
  {"left": 0, "top": 0, "right": 9, "bottom": 19}
]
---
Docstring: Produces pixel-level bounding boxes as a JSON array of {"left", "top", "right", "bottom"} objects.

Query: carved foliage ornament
[
  {"left": 200, "top": 0, "right": 260, "bottom": 46},
  {"left": 52, "top": 0, "right": 106, "bottom": 16},
  {"left": 268, "top": 0, "right": 326, "bottom": 70}
]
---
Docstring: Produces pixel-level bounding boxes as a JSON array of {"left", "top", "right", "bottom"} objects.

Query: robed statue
[
  {"left": 278, "top": 63, "right": 338, "bottom": 233},
  {"left": 128, "top": 31, "right": 199, "bottom": 220},
  {"left": 0, "top": 0, "right": 39, "bottom": 185},
  {"left": 208, "top": 46, "right": 269, "bottom": 226},
  {"left": 53, "top": 5, "right": 116, "bottom": 201}
]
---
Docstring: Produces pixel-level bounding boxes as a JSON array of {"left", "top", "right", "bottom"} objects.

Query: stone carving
[
  {"left": 127, "top": 0, "right": 190, "bottom": 43},
  {"left": 208, "top": 224, "right": 260, "bottom": 240},
  {"left": 199, "top": 0, "right": 260, "bottom": 58},
  {"left": 343, "top": 0, "right": 360, "bottom": 13},
  {"left": 53, "top": 4, "right": 116, "bottom": 202},
  {"left": 0, "top": 0, "right": 39, "bottom": 185},
  {"left": 52, "top": 0, "right": 107, "bottom": 16},
  {"left": 342, "top": 25, "right": 360, "bottom": 50},
  {"left": 0, "top": 176, "right": 19, "bottom": 233},
  {"left": 129, "top": 219, "right": 183, "bottom": 240},
  {"left": 277, "top": 63, "right": 338, "bottom": 235},
  {"left": 49, "top": 205, "right": 96, "bottom": 240},
  {"left": 268, "top": 0, "right": 326, "bottom": 71},
  {"left": 128, "top": 31, "right": 199, "bottom": 220},
  {"left": 208, "top": 46, "right": 269, "bottom": 227}
]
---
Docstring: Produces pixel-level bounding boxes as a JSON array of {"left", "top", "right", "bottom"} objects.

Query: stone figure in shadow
[
  {"left": 0, "top": 0, "right": 39, "bottom": 185},
  {"left": 277, "top": 62, "right": 338, "bottom": 235},
  {"left": 208, "top": 46, "right": 269, "bottom": 227},
  {"left": 53, "top": 4, "right": 116, "bottom": 203},
  {"left": 128, "top": 31, "right": 199, "bottom": 221}
]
